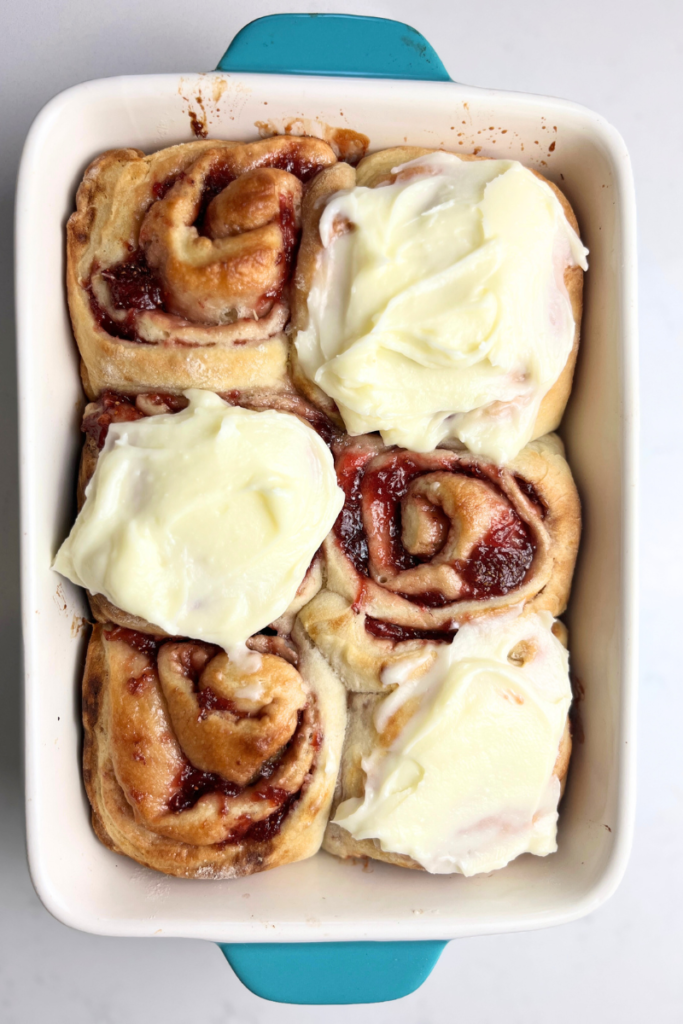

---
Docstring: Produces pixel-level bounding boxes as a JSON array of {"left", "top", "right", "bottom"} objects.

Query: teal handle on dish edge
[{"left": 215, "top": 13, "right": 450, "bottom": 1005}]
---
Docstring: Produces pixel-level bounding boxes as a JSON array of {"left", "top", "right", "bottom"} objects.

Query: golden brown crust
[
  {"left": 67, "top": 137, "right": 338, "bottom": 398},
  {"left": 290, "top": 147, "right": 584, "bottom": 443},
  {"left": 82, "top": 621, "right": 346, "bottom": 878}
]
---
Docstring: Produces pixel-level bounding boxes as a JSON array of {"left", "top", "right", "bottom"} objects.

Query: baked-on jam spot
[
  {"left": 100, "top": 251, "right": 164, "bottom": 310},
  {"left": 105, "top": 626, "right": 163, "bottom": 656},
  {"left": 365, "top": 617, "right": 457, "bottom": 644},
  {"left": 269, "top": 152, "right": 330, "bottom": 183},
  {"left": 83, "top": 391, "right": 144, "bottom": 448},
  {"left": 168, "top": 763, "right": 242, "bottom": 813},
  {"left": 197, "top": 687, "right": 254, "bottom": 720},
  {"left": 189, "top": 109, "right": 208, "bottom": 139},
  {"left": 126, "top": 667, "right": 157, "bottom": 694},
  {"left": 87, "top": 285, "right": 138, "bottom": 341},
  {"left": 83, "top": 390, "right": 190, "bottom": 447},
  {"left": 152, "top": 174, "right": 182, "bottom": 200}
]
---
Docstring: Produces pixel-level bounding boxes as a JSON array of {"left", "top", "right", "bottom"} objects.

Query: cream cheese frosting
[
  {"left": 296, "top": 153, "right": 588, "bottom": 465},
  {"left": 54, "top": 390, "right": 344, "bottom": 649},
  {"left": 333, "top": 610, "right": 572, "bottom": 875}
]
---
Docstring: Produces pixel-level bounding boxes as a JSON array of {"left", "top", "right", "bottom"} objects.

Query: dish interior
[{"left": 17, "top": 72, "right": 636, "bottom": 941}]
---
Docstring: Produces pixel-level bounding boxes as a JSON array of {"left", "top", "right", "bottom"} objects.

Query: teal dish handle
[
  {"left": 216, "top": 13, "right": 451, "bottom": 81},
  {"left": 215, "top": 13, "right": 451, "bottom": 1005},
  {"left": 219, "top": 940, "right": 448, "bottom": 1005}
]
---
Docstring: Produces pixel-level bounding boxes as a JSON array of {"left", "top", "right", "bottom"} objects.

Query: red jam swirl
[
  {"left": 364, "top": 617, "right": 457, "bottom": 644},
  {"left": 100, "top": 251, "right": 164, "bottom": 310},
  {"left": 363, "top": 457, "right": 426, "bottom": 573},
  {"left": 334, "top": 446, "right": 537, "bottom": 603},
  {"left": 237, "top": 793, "right": 301, "bottom": 843},
  {"left": 456, "top": 511, "right": 535, "bottom": 598},
  {"left": 514, "top": 475, "right": 548, "bottom": 518},
  {"left": 87, "top": 286, "right": 138, "bottom": 341},
  {"left": 90, "top": 154, "right": 325, "bottom": 337},
  {"left": 333, "top": 450, "right": 373, "bottom": 574},
  {"left": 105, "top": 625, "right": 163, "bottom": 655},
  {"left": 108, "top": 629, "right": 312, "bottom": 839},
  {"left": 168, "top": 763, "right": 242, "bottom": 813}
]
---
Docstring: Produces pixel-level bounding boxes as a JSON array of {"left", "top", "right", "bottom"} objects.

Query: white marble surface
[{"left": 2, "top": 0, "right": 681, "bottom": 1019}]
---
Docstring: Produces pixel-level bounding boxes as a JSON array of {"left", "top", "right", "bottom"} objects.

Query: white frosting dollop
[
  {"left": 296, "top": 153, "right": 588, "bottom": 464},
  {"left": 54, "top": 390, "right": 344, "bottom": 649},
  {"left": 333, "top": 610, "right": 572, "bottom": 876}
]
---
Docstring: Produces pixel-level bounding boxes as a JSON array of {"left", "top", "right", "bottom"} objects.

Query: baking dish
[{"left": 16, "top": 14, "right": 638, "bottom": 1004}]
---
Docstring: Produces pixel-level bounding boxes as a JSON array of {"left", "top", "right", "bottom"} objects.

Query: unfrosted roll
[{"left": 82, "top": 621, "right": 346, "bottom": 878}]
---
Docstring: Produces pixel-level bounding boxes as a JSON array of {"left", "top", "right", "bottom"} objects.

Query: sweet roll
[
  {"left": 291, "top": 148, "right": 587, "bottom": 464},
  {"left": 323, "top": 609, "right": 572, "bottom": 875},
  {"left": 67, "top": 136, "right": 337, "bottom": 397},
  {"left": 83, "top": 620, "right": 345, "bottom": 877},
  {"left": 55, "top": 389, "right": 344, "bottom": 646},
  {"left": 298, "top": 432, "right": 580, "bottom": 690}
]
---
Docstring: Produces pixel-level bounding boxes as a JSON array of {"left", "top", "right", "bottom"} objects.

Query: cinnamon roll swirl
[
  {"left": 298, "top": 432, "right": 580, "bottom": 690},
  {"left": 67, "top": 136, "right": 337, "bottom": 398},
  {"left": 83, "top": 622, "right": 345, "bottom": 877}
]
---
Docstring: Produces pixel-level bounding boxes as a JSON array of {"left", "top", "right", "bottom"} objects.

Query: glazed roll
[
  {"left": 291, "top": 147, "right": 588, "bottom": 465},
  {"left": 297, "top": 432, "right": 580, "bottom": 690},
  {"left": 59, "top": 388, "right": 342, "bottom": 639},
  {"left": 83, "top": 621, "right": 345, "bottom": 877},
  {"left": 323, "top": 610, "right": 572, "bottom": 875},
  {"left": 67, "top": 135, "right": 337, "bottom": 398}
]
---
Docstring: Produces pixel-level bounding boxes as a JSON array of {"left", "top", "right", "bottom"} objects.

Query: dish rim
[{"left": 16, "top": 70, "right": 639, "bottom": 942}]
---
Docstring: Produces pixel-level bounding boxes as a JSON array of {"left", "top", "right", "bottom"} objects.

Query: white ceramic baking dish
[{"left": 16, "top": 13, "right": 638, "bottom": 1004}]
